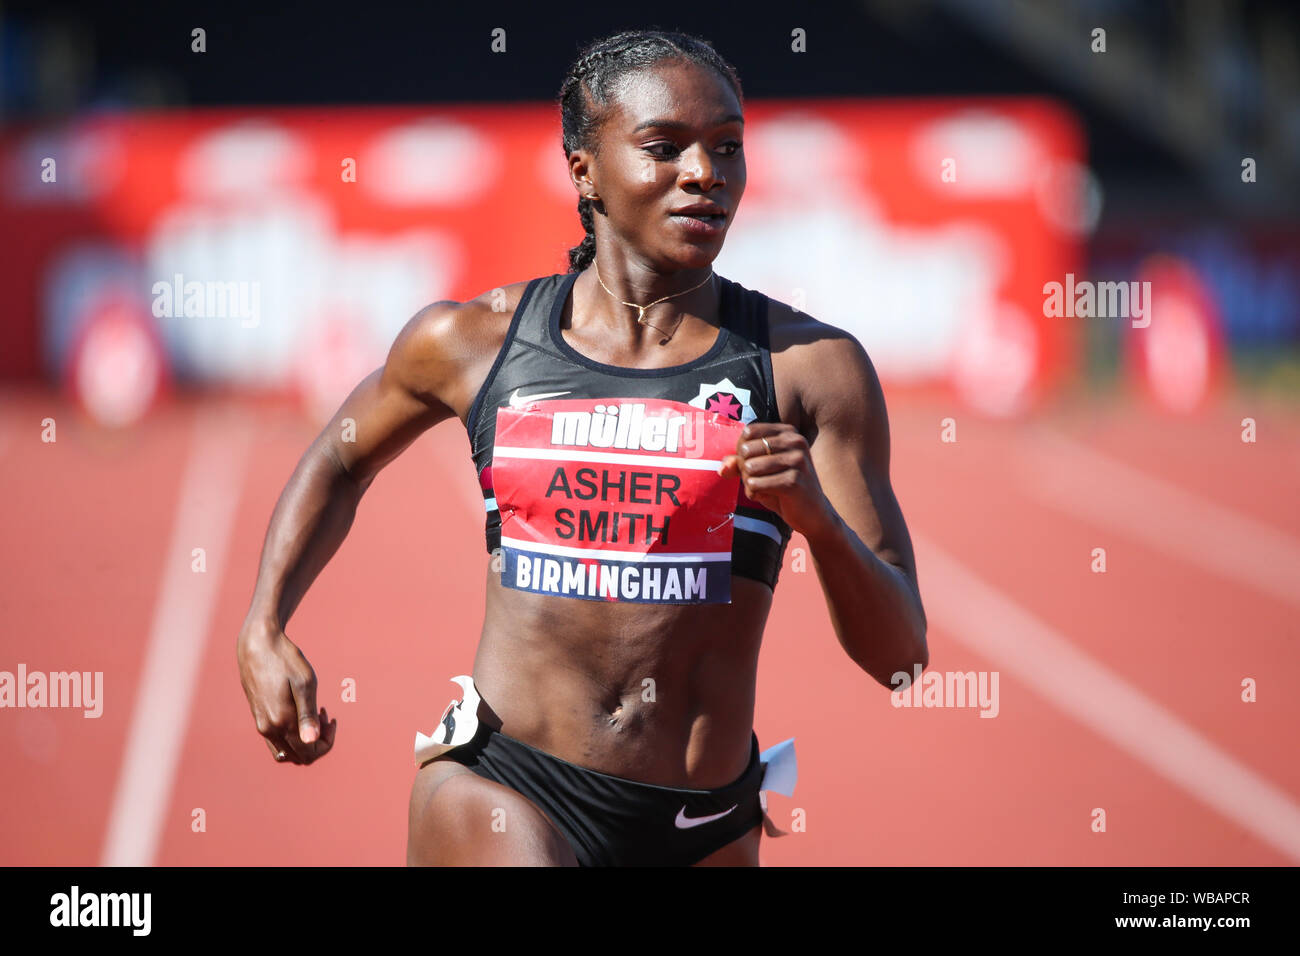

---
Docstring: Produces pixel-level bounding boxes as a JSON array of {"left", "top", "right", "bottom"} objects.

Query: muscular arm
[
  {"left": 725, "top": 329, "right": 927, "bottom": 690},
  {"left": 236, "top": 301, "right": 470, "bottom": 764},
  {"left": 238, "top": 295, "right": 515, "bottom": 764},
  {"left": 800, "top": 335, "right": 927, "bottom": 687},
  {"left": 241, "top": 302, "right": 460, "bottom": 636}
]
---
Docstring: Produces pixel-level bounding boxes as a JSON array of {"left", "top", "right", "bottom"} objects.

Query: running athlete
[{"left": 236, "top": 29, "right": 928, "bottom": 866}]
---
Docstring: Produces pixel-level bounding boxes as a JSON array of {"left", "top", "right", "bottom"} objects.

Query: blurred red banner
[{"left": 0, "top": 99, "right": 1083, "bottom": 415}]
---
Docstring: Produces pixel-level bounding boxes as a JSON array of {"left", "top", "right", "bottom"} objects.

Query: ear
[{"left": 568, "top": 149, "right": 599, "bottom": 202}]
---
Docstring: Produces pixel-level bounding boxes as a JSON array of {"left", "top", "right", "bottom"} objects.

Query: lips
[
  {"left": 669, "top": 203, "right": 728, "bottom": 239},
  {"left": 669, "top": 212, "right": 726, "bottom": 238},
  {"left": 669, "top": 203, "right": 727, "bottom": 220}
]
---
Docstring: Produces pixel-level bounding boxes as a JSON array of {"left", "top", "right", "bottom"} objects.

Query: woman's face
[{"left": 572, "top": 58, "right": 745, "bottom": 271}]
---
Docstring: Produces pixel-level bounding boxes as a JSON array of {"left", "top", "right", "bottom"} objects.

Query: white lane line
[
  {"left": 913, "top": 531, "right": 1300, "bottom": 863},
  {"left": 100, "top": 406, "right": 253, "bottom": 866},
  {"left": 1013, "top": 427, "right": 1300, "bottom": 609}
]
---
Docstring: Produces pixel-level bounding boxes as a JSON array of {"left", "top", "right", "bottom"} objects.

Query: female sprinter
[{"left": 236, "top": 29, "right": 927, "bottom": 867}]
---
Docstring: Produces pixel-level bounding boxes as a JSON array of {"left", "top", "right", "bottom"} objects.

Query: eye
[
  {"left": 642, "top": 141, "right": 743, "bottom": 159},
  {"left": 643, "top": 143, "right": 680, "bottom": 159}
]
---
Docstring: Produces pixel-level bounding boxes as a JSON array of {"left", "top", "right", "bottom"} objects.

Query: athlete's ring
[
  {"left": 275, "top": 751, "right": 287, "bottom": 761},
  {"left": 760, "top": 437, "right": 772, "bottom": 456}
]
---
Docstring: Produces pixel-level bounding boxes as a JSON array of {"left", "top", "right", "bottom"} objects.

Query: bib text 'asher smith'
[{"left": 490, "top": 398, "right": 744, "bottom": 605}]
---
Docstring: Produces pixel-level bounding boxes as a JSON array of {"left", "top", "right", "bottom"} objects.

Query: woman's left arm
[{"left": 718, "top": 333, "right": 927, "bottom": 688}]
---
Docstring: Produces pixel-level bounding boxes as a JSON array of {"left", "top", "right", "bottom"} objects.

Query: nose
[{"left": 678, "top": 144, "right": 725, "bottom": 191}]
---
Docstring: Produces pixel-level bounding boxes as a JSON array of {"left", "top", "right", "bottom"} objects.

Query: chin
[{"left": 669, "top": 245, "right": 722, "bottom": 270}]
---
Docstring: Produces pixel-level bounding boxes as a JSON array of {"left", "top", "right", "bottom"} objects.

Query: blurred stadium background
[{"left": 1, "top": 0, "right": 1297, "bottom": 866}]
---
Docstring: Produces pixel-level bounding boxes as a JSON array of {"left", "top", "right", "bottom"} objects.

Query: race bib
[{"left": 491, "top": 398, "right": 744, "bottom": 604}]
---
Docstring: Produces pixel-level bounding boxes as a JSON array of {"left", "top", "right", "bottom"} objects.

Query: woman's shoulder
[
  {"left": 760, "top": 290, "right": 870, "bottom": 366},
  {"left": 384, "top": 275, "right": 555, "bottom": 414},
  {"left": 421, "top": 276, "right": 541, "bottom": 332},
  {"left": 400, "top": 274, "right": 552, "bottom": 360},
  {"left": 759, "top": 290, "right": 882, "bottom": 426}
]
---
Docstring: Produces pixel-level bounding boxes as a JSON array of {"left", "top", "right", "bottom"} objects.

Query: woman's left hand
[{"left": 718, "top": 423, "right": 838, "bottom": 540}]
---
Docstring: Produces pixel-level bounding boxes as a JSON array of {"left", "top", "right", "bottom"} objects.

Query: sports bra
[{"left": 465, "top": 270, "right": 792, "bottom": 605}]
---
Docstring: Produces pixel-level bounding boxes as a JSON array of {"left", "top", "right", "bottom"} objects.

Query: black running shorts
[{"left": 435, "top": 720, "right": 765, "bottom": 866}]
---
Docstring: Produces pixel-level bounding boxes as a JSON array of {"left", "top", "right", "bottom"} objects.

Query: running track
[{"left": 1, "top": 385, "right": 1297, "bottom": 865}]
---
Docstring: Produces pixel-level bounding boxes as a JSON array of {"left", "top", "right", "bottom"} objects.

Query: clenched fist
[{"left": 238, "top": 625, "right": 337, "bottom": 765}]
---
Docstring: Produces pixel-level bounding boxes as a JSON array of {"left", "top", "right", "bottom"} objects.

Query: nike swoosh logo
[
  {"left": 508, "top": 388, "right": 571, "bottom": 408},
  {"left": 674, "top": 804, "right": 738, "bottom": 829}
]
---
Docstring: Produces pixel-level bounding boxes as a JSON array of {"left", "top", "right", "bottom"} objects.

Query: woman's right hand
[
  {"left": 237, "top": 624, "right": 337, "bottom": 765},
  {"left": 233, "top": 303, "right": 463, "bottom": 766}
]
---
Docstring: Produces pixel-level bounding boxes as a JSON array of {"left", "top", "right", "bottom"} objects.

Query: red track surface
[{"left": 1, "top": 385, "right": 1296, "bottom": 865}]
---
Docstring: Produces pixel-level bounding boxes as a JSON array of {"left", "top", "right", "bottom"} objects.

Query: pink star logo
[{"left": 705, "top": 393, "right": 742, "bottom": 419}]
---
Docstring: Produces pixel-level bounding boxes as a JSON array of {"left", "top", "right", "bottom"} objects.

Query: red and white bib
[{"left": 490, "top": 398, "right": 744, "bottom": 604}]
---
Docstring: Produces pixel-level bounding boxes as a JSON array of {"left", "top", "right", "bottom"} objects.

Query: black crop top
[{"left": 465, "top": 270, "right": 792, "bottom": 605}]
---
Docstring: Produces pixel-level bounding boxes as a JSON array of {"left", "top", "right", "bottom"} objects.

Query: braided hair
[{"left": 557, "top": 30, "right": 744, "bottom": 273}]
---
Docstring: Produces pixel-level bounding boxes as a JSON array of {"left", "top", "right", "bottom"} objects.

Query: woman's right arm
[{"left": 237, "top": 302, "right": 464, "bottom": 766}]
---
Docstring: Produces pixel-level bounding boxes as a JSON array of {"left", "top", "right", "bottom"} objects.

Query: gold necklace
[{"left": 593, "top": 263, "right": 715, "bottom": 342}]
